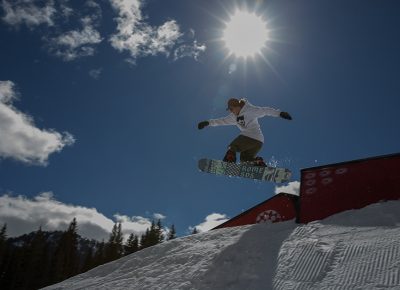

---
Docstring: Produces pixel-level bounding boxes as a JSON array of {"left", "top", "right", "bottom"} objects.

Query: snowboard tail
[{"left": 198, "top": 158, "right": 291, "bottom": 183}]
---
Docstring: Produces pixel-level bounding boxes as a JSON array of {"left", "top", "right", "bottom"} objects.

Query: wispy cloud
[
  {"left": 0, "top": 192, "right": 165, "bottom": 241},
  {"left": 275, "top": 181, "right": 300, "bottom": 196},
  {"left": 109, "top": 0, "right": 181, "bottom": 61},
  {"left": 174, "top": 40, "right": 206, "bottom": 61},
  {"left": 1, "top": 0, "right": 103, "bottom": 61},
  {"left": 0, "top": 0, "right": 56, "bottom": 28},
  {"left": 0, "top": 80, "right": 75, "bottom": 165},
  {"left": 2, "top": 0, "right": 205, "bottom": 63},
  {"left": 113, "top": 214, "right": 153, "bottom": 238},
  {"left": 0, "top": 79, "right": 18, "bottom": 102},
  {"left": 109, "top": 0, "right": 205, "bottom": 63},
  {"left": 190, "top": 213, "right": 229, "bottom": 233},
  {"left": 89, "top": 68, "right": 103, "bottom": 79},
  {"left": 47, "top": 17, "right": 103, "bottom": 61},
  {"left": 153, "top": 213, "right": 166, "bottom": 220},
  {"left": 47, "top": 1, "right": 103, "bottom": 61}
]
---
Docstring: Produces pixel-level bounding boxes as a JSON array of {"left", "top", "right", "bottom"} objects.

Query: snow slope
[{"left": 43, "top": 200, "right": 400, "bottom": 290}]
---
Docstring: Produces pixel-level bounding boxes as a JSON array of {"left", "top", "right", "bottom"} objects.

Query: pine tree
[
  {"left": 191, "top": 227, "right": 199, "bottom": 235},
  {"left": 82, "top": 246, "right": 94, "bottom": 273},
  {"left": 93, "top": 240, "right": 106, "bottom": 267},
  {"left": 125, "top": 233, "right": 139, "bottom": 255},
  {"left": 51, "top": 218, "right": 79, "bottom": 283},
  {"left": 64, "top": 218, "right": 79, "bottom": 277},
  {"left": 0, "top": 224, "right": 6, "bottom": 241},
  {"left": 0, "top": 229, "right": 50, "bottom": 289},
  {"left": 0, "top": 224, "right": 6, "bottom": 265},
  {"left": 116, "top": 223, "right": 124, "bottom": 251},
  {"left": 105, "top": 222, "right": 124, "bottom": 262},
  {"left": 140, "top": 228, "right": 151, "bottom": 249},
  {"left": 140, "top": 220, "right": 165, "bottom": 249},
  {"left": 2, "top": 241, "right": 25, "bottom": 289},
  {"left": 0, "top": 223, "right": 8, "bottom": 287},
  {"left": 23, "top": 227, "right": 50, "bottom": 289},
  {"left": 1, "top": 225, "right": 107, "bottom": 289},
  {"left": 155, "top": 219, "right": 164, "bottom": 244},
  {"left": 148, "top": 220, "right": 157, "bottom": 246},
  {"left": 167, "top": 224, "right": 177, "bottom": 240}
]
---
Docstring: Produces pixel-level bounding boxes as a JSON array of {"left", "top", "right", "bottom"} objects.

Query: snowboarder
[{"left": 198, "top": 98, "right": 292, "bottom": 166}]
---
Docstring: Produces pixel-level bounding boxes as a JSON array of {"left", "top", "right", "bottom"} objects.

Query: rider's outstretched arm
[
  {"left": 249, "top": 104, "right": 292, "bottom": 120},
  {"left": 198, "top": 114, "right": 236, "bottom": 130},
  {"left": 209, "top": 114, "right": 236, "bottom": 126}
]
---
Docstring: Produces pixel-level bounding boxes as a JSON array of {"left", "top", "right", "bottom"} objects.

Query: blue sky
[{"left": 0, "top": 0, "right": 399, "bottom": 240}]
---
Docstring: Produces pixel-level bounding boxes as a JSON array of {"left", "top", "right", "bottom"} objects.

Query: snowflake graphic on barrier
[
  {"left": 256, "top": 210, "right": 282, "bottom": 224},
  {"left": 303, "top": 167, "right": 349, "bottom": 196}
]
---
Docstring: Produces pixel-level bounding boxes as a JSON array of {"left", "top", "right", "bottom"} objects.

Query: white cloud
[
  {"left": 89, "top": 68, "right": 102, "bottom": 79},
  {"left": 0, "top": 80, "right": 75, "bottom": 165},
  {"left": 153, "top": 213, "right": 166, "bottom": 220},
  {"left": 47, "top": 17, "right": 103, "bottom": 61},
  {"left": 275, "top": 181, "right": 300, "bottom": 196},
  {"left": 83, "top": 0, "right": 102, "bottom": 24},
  {"left": 0, "top": 192, "right": 112, "bottom": 240},
  {"left": 109, "top": 0, "right": 205, "bottom": 62},
  {"left": 190, "top": 213, "right": 229, "bottom": 233},
  {"left": 86, "top": 0, "right": 101, "bottom": 10},
  {"left": 174, "top": 40, "right": 206, "bottom": 61},
  {"left": 114, "top": 214, "right": 153, "bottom": 238},
  {"left": 2, "top": 0, "right": 205, "bottom": 62},
  {"left": 0, "top": 192, "right": 163, "bottom": 241},
  {"left": 109, "top": 0, "right": 181, "bottom": 60},
  {"left": 0, "top": 80, "right": 18, "bottom": 103},
  {"left": 1, "top": 1, "right": 103, "bottom": 61},
  {"left": 228, "top": 63, "right": 237, "bottom": 74},
  {"left": 1, "top": 0, "right": 56, "bottom": 28},
  {"left": 60, "top": 2, "right": 73, "bottom": 20},
  {"left": 114, "top": 213, "right": 170, "bottom": 240}
]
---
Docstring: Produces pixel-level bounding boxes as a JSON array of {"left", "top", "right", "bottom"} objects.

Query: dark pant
[{"left": 228, "top": 135, "right": 263, "bottom": 162}]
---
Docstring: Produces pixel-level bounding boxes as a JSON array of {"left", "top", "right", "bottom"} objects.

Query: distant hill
[{"left": 8, "top": 230, "right": 98, "bottom": 257}]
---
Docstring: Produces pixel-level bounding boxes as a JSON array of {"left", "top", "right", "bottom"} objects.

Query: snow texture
[{"left": 43, "top": 200, "right": 400, "bottom": 290}]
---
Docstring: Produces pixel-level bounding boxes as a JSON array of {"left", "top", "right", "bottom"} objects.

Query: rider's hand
[
  {"left": 198, "top": 121, "right": 210, "bottom": 130},
  {"left": 280, "top": 112, "right": 292, "bottom": 120}
]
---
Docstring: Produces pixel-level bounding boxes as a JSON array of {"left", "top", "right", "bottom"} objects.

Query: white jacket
[{"left": 208, "top": 99, "right": 281, "bottom": 143}]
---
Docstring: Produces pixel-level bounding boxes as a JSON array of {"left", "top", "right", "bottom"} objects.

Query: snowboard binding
[
  {"left": 253, "top": 156, "right": 267, "bottom": 167},
  {"left": 241, "top": 157, "right": 266, "bottom": 167},
  {"left": 223, "top": 149, "right": 236, "bottom": 163}
]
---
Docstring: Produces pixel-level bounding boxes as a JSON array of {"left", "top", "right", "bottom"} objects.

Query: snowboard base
[{"left": 198, "top": 158, "right": 291, "bottom": 183}]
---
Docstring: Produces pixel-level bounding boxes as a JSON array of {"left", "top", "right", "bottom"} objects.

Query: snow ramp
[{"left": 43, "top": 201, "right": 400, "bottom": 290}]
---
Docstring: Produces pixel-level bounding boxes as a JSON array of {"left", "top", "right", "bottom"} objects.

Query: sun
[{"left": 223, "top": 10, "right": 269, "bottom": 58}]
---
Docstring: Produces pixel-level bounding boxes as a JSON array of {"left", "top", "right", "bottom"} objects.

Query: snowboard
[{"left": 198, "top": 158, "right": 291, "bottom": 183}]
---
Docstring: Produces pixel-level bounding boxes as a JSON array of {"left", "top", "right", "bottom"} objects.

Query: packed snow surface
[{"left": 43, "top": 200, "right": 400, "bottom": 290}]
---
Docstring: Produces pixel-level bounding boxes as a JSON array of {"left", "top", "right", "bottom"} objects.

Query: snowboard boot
[
  {"left": 223, "top": 149, "right": 236, "bottom": 163},
  {"left": 253, "top": 156, "right": 267, "bottom": 167}
]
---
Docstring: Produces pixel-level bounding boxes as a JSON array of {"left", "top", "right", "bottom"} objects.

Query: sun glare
[{"left": 223, "top": 10, "right": 269, "bottom": 58}]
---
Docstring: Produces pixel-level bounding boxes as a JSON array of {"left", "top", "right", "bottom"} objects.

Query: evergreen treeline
[{"left": 0, "top": 219, "right": 177, "bottom": 290}]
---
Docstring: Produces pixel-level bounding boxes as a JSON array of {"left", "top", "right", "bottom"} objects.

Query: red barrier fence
[
  {"left": 213, "top": 193, "right": 298, "bottom": 229},
  {"left": 299, "top": 153, "right": 400, "bottom": 223}
]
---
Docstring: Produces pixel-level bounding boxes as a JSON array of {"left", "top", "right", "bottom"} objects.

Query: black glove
[
  {"left": 198, "top": 121, "right": 209, "bottom": 130},
  {"left": 280, "top": 112, "right": 292, "bottom": 120}
]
